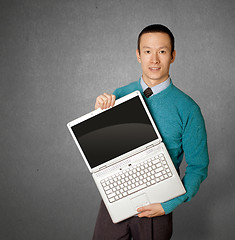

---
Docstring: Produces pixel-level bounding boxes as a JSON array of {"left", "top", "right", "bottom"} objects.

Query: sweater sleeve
[
  {"left": 161, "top": 105, "right": 209, "bottom": 214},
  {"left": 113, "top": 88, "right": 120, "bottom": 99}
]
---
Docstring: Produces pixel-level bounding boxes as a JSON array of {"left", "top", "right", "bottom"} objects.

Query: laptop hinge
[
  {"left": 146, "top": 144, "right": 154, "bottom": 149},
  {"left": 156, "top": 139, "right": 161, "bottom": 145},
  {"left": 98, "top": 165, "right": 107, "bottom": 171},
  {"left": 147, "top": 140, "right": 161, "bottom": 149},
  {"left": 92, "top": 164, "right": 109, "bottom": 174}
]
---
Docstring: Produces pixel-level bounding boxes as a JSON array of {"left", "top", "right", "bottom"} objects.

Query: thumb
[{"left": 137, "top": 205, "right": 150, "bottom": 212}]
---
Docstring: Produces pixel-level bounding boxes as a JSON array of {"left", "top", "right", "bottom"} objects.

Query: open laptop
[{"left": 67, "top": 90, "right": 186, "bottom": 223}]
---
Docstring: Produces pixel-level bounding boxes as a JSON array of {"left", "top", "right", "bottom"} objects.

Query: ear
[
  {"left": 136, "top": 49, "right": 141, "bottom": 63},
  {"left": 171, "top": 50, "right": 176, "bottom": 63}
]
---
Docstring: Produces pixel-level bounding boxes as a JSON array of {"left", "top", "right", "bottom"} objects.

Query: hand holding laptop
[
  {"left": 95, "top": 93, "right": 116, "bottom": 110},
  {"left": 137, "top": 203, "right": 165, "bottom": 218}
]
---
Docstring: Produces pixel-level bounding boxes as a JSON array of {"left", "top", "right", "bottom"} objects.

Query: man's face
[{"left": 136, "top": 32, "right": 176, "bottom": 87}]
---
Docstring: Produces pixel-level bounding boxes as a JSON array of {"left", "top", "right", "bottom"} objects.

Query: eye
[
  {"left": 145, "top": 50, "right": 151, "bottom": 54},
  {"left": 159, "top": 50, "right": 166, "bottom": 54}
]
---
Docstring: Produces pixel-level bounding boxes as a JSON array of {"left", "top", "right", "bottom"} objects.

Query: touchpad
[{"left": 130, "top": 193, "right": 150, "bottom": 211}]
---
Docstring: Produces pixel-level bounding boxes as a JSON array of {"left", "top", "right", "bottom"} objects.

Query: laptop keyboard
[{"left": 100, "top": 153, "right": 173, "bottom": 203}]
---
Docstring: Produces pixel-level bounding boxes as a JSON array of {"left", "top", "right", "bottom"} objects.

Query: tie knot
[{"left": 144, "top": 87, "right": 153, "bottom": 98}]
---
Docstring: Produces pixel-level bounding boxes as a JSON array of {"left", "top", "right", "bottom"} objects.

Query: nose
[{"left": 152, "top": 53, "right": 159, "bottom": 64}]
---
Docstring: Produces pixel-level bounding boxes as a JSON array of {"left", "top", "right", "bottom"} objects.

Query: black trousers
[{"left": 93, "top": 201, "right": 172, "bottom": 240}]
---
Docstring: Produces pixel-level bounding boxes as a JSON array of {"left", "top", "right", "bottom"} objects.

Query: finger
[
  {"left": 103, "top": 93, "right": 115, "bottom": 108},
  {"left": 95, "top": 95, "right": 107, "bottom": 109},
  {"left": 110, "top": 94, "right": 116, "bottom": 107},
  {"left": 95, "top": 98, "right": 101, "bottom": 110},
  {"left": 137, "top": 205, "right": 151, "bottom": 213},
  {"left": 95, "top": 97, "right": 103, "bottom": 110},
  {"left": 137, "top": 210, "right": 152, "bottom": 218},
  {"left": 103, "top": 93, "right": 111, "bottom": 108}
]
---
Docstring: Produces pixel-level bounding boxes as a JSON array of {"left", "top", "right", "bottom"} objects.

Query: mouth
[{"left": 149, "top": 67, "right": 161, "bottom": 71}]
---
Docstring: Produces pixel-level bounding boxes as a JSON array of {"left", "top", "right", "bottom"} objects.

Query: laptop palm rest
[{"left": 131, "top": 193, "right": 150, "bottom": 211}]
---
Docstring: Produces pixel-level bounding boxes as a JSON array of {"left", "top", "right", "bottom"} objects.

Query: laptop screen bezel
[{"left": 67, "top": 91, "right": 162, "bottom": 173}]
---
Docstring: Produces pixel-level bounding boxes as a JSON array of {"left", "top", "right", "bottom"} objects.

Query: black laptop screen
[{"left": 71, "top": 95, "right": 158, "bottom": 168}]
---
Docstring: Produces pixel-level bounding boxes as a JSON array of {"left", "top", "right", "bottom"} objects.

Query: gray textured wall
[{"left": 1, "top": 0, "right": 234, "bottom": 239}]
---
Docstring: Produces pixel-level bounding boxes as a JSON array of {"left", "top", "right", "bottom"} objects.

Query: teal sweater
[{"left": 113, "top": 79, "right": 209, "bottom": 214}]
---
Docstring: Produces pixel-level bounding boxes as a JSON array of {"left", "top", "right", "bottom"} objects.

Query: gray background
[{"left": 1, "top": 0, "right": 234, "bottom": 239}]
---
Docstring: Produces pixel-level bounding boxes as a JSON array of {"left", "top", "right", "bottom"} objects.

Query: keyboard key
[
  {"left": 152, "top": 159, "right": 160, "bottom": 164},
  {"left": 107, "top": 192, "right": 116, "bottom": 199},
  {"left": 155, "top": 172, "right": 162, "bottom": 177},
  {"left": 106, "top": 189, "right": 112, "bottom": 195},
  {"left": 127, "top": 183, "right": 147, "bottom": 195},
  {"left": 151, "top": 179, "right": 156, "bottom": 185},
  {"left": 156, "top": 163, "right": 162, "bottom": 168},
  {"left": 156, "top": 167, "right": 164, "bottom": 172}
]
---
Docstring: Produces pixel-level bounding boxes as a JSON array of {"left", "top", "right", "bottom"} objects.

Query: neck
[{"left": 142, "top": 75, "right": 169, "bottom": 88}]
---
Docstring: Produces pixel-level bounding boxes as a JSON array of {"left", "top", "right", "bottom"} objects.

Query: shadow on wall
[{"left": 174, "top": 141, "right": 235, "bottom": 239}]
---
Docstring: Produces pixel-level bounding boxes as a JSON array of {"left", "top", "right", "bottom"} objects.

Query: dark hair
[{"left": 137, "top": 24, "right": 175, "bottom": 54}]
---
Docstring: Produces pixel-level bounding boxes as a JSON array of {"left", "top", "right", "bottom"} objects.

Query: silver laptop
[{"left": 67, "top": 90, "right": 185, "bottom": 223}]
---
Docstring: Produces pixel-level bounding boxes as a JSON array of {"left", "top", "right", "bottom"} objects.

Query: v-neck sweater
[{"left": 113, "top": 79, "right": 209, "bottom": 214}]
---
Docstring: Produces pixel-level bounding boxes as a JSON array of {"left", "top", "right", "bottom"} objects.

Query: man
[{"left": 93, "top": 24, "right": 209, "bottom": 240}]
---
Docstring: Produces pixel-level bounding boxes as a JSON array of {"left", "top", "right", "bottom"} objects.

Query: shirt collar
[{"left": 140, "top": 77, "right": 171, "bottom": 97}]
